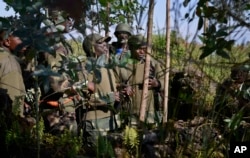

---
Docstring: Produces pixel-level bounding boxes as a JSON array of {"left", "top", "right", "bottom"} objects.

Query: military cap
[
  {"left": 231, "top": 64, "right": 250, "bottom": 72},
  {"left": 114, "top": 23, "right": 133, "bottom": 36},
  {"left": 82, "top": 33, "right": 111, "bottom": 57},
  {"left": 128, "top": 34, "right": 147, "bottom": 48}
]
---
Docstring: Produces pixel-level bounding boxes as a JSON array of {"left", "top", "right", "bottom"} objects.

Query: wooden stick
[
  {"left": 163, "top": 0, "right": 171, "bottom": 123},
  {"left": 139, "top": 0, "right": 154, "bottom": 122}
]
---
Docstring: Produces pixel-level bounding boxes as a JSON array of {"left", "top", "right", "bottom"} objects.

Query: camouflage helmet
[
  {"left": 128, "top": 34, "right": 147, "bottom": 48},
  {"left": 82, "top": 33, "right": 111, "bottom": 57},
  {"left": 114, "top": 23, "right": 133, "bottom": 36}
]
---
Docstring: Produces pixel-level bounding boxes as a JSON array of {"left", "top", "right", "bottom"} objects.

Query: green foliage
[
  {"left": 5, "top": 116, "right": 83, "bottom": 157},
  {"left": 96, "top": 135, "right": 115, "bottom": 157},
  {"left": 5, "top": 116, "right": 41, "bottom": 154},
  {"left": 2, "top": 0, "right": 250, "bottom": 157},
  {"left": 123, "top": 126, "right": 139, "bottom": 156},
  {"left": 5, "top": 120, "right": 22, "bottom": 146},
  {"left": 152, "top": 31, "right": 186, "bottom": 70},
  {"left": 183, "top": 0, "right": 249, "bottom": 60},
  {"left": 83, "top": 0, "right": 144, "bottom": 32},
  {"left": 199, "top": 26, "right": 235, "bottom": 59},
  {"left": 42, "top": 131, "right": 83, "bottom": 157},
  {"left": 224, "top": 107, "right": 244, "bottom": 131},
  {"left": 85, "top": 53, "right": 131, "bottom": 84}
]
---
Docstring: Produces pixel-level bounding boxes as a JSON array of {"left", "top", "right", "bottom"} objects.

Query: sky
[
  {"left": 0, "top": 0, "right": 249, "bottom": 44},
  {"left": 0, "top": 1, "right": 190, "bottom": 36}
]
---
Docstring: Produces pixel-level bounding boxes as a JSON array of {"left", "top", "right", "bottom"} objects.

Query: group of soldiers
[
  {"left": 2, "top": 8, "right": 250, "bottom": 157},
  {"left": 0, "top": 10, "right": 165, "bottom": 157},
  {"left": 78, "top": 25, "right": 165, "bottom": 156}
]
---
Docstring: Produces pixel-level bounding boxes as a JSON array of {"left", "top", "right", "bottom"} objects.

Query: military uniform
[
  {"left": 81, "top": 33, "right": 120, "bottom": 154},
  {"left": 118, "top": 34, "right": 164, "bottom": 127},
  {"left": 111, "top": 23, "right": 132, "bottom": 60},
  {"left": 40, "top": 45, "right": 76, "bottom": 135},
  {"left": 0, "top": 47, "right": 26, "bottom": 116},
  {"left": 214, "top": 64, "right": 250, "bottom": 122},
  {"left": 39, "top": 12, "right": 77, "bottom": 135}
]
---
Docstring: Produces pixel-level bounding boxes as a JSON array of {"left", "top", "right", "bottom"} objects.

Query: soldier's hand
[
  {"left": 122, "top": 85, "right": 134, "bottom": 96},
  {"left": 148, "top": 78, "right": 160, "bottom": 89},
  {"left": 87, "top": 81, "right": 95, "bottom": 92},
  {"left": 114, "top": 92, "right": 120, "bottom": 101}
]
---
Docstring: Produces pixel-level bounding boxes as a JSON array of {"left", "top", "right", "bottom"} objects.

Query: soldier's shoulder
[
  {"left": 150, "top": 57, "right": 163, "bottom": 66},
  {"left": 0, "top": 47, "right": 8, "bottom": 54},
  {"left": 0, "top": 48, "right": 11, "bottom": 59}
]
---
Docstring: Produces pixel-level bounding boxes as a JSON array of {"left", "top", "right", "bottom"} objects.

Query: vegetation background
[{"left": 1, "top": 0, "right": 250, "bottom": 157}]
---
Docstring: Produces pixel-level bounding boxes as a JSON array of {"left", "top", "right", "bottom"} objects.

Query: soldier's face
[
  {"left": 94, "top": 42, "right": 109, "bottom": 57},
  {"left": 116, "top": 32, "right": 130, "bottom": 42},
  {"left": 134, "top": 45, "right": 146, "bottom": 60},
  {"left": 61, "top": 19, "right": 73, "bottom": 32},
  {"left": 4, "top": 35, "right": 26, "bottom": 53}
]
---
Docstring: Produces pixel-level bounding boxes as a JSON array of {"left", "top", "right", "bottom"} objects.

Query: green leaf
[
  {"left": 245, "top": 4, "right": 250, "bottom": 10},
  {"left": 183, "top": 0, "right": 191, "bottom": 7},
  {"left": 209, "top": 24, "right": 216, "bottom": 33},
  {"left": 196, "top": 7, "right": 201, "bottom": 16},
  {"left": 216, "top": 50, "right": 230, "bottom": 59},
  {"left": 32, "top": 66, "right": 60, "bottom": 77},
  {"left": 216, "top": 30, "right": 228, "bottom": 37},
  {"left": 224, "top": 118, "right": 231, "bottom": 123},
  {"left": 197, "top": 0, "right": 209, "bottom": 6},
  {"left": 199, "top": 47, "right": 214, "bottom": 59},
  {"left": 197, "top": 17, "right": 203, "bottom": 31},
  {"left": 227, "top": 108, "right": 244, "bottom": 130},
  {"left": 0, "top": 17, "right": 11, "bottom": 29},
  {"left": 223, "top": 40, "right": 234, "bottom": 51},
  {"left": 99, "top": 0, "right": 108, "bottom": 6},
  {"left": 204, "top": 6, "right": 216, "bottom": 17}
]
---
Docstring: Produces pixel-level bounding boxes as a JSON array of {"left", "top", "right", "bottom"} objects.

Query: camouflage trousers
[
  {"left": 43, "top": 110, "right": 77, "bottom": 135},
  {"left": 81, "top": 114, "right": 120, "bottom": 151},
  {"left": 129, "top": 111, "right": 163, "bottom": 128}
]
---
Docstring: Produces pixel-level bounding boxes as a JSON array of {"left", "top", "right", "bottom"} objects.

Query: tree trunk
[
  {"left": 139, "top": 0, "right": 154, "bottom": 122},
  {"left": 105, "top": 2, "right": 110, "bottom": 36},
  {"left": 203, "top": 1, "right": 208, "bottom": 46},
  {"left": 163, "top": 0, "right": 171, "bottom": 123}
]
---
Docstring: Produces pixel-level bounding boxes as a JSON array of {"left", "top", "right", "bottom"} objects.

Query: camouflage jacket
[
  {"left": 84, "top": 55, "right": 119, "bottom": 120},
  {"left": 117, "top": 57, "right": 164, "bottom": 123}
]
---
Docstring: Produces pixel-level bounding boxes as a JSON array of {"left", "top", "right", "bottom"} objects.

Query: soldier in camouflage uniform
[
  {"left": 111, "top": 23, "right": 133, "bottom": 59},
  {"left": 0, "top": 25, "right": 27, "bottom": 155},
  {"left": 39, "top": 10, "right": 78, "bottom": 136},
  {"left": 0, "top": 28, "right": 26, "bottom": 117},
  {"left": 118, "top": 34, "right": 164, "bottom": 128},
  {"left": 214, "top": 63, "right": 250, "bottom": 122},
  {"left": 213, "top": 63, "right": 250, "bottom": 142},
  {"left": 81, "top": 33, "right": 121, "bottom": 156}
]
